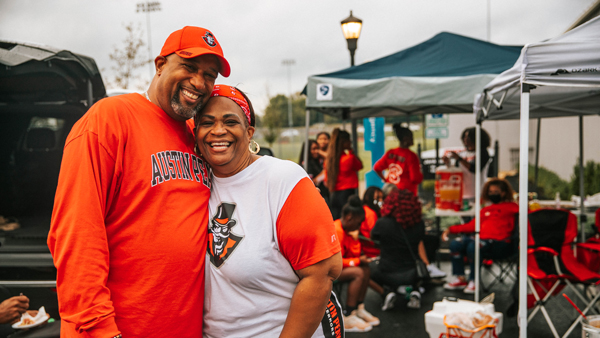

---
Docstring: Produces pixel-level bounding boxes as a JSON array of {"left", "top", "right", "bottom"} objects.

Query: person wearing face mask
[{"left": 441, "top": 178, "right": 518, "bottom": 294}]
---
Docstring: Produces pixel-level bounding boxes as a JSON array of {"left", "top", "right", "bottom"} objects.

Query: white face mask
[{"left": 376, "top": 200, "right": 383, "bottom": 208}]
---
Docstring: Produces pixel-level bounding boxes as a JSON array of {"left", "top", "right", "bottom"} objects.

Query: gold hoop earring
[
  {"left": 249, "top": 139, "right": 260, "bottom": 155},
  {"left": 194, "top": 144, "right": 202, "bottom": 157}
]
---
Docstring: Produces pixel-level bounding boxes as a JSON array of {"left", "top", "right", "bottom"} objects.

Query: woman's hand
[
  {"left": 442, "top": 228, "right": 451, "bottom": 242},
  {"left": 280, "top": 253, "right": 342, "bottom": 338},
  {"left": 359, "top": 255, "right": 373, "bottom": 266}
]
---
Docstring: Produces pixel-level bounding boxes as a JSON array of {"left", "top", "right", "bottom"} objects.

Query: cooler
[
  {"left": 425, "top": 298, "right": 503, "bottom": 338},
  {"left": 435, "top": 166, "right": 463, "bottom": 211}
]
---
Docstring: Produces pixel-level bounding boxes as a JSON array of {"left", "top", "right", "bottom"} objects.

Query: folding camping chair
[
  {"left": 481, "top": 214, "right": 520, "bottom": 292},
  {"left": 527, "top": 208, "right": 600, "bottom": 338}
]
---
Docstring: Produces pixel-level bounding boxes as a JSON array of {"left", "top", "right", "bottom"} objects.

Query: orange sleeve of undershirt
[{"left": 276, "top": 177, "right": 341, "bottom": 271}]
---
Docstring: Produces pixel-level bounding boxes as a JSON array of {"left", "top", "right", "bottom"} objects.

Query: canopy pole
[
  {"left": 352, "top": 118, "right": 358, "bottom": 153},
  {"left": 304, "top": 109, "right": 310, "bottom": 171},
  {"left": 435, "top": 139, "right": 440, "bottom": 246},
  {"left": 474, "top": 123, "right": 482, "bottom": 302},
  {"left": 579, "top": 116, "right": 585, "bottom": 243},
  {"left": 534, "top": 118, "right": 541, "bottom": 188},
  {"left": 494, "top": 140, "right": 499, "bottom": 178},
  {"left": 519, "top": 83, "right": 531, "bottom": 338}
]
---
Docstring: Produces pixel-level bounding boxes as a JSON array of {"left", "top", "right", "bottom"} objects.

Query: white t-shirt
[{"left": 203, "top": 156, "right": 342, "bottom": 338}]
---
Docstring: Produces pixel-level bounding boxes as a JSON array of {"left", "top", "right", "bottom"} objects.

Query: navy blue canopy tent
[{"left": 304, "top": 32, "right": 522, "bottom": 119}]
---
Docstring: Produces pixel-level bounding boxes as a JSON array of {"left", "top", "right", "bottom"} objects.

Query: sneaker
[
  {"left": 427, "top": 263, "right": 447, "bottom": 278},
  {"left": 443, "top": 276, "right": 468, "bottom": 290},
  {"left": 381, "top": 291, "right": 397, "bottom": 311},
  {"left": 344, "top": 311, "right": 373, "bottom": 333},
  {"left": 463, "top": 280, "right": 476, "bottom": 294},
  {"left": 407, "top": 291, "right": 421, "bottom": 309},
  {"left": 357, "top": 304, "right": 380, "bottom": 326}
]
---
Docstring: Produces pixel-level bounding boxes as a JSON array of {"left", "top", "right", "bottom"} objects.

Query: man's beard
[{"left": 171, "top": 88, "right": 203, "bottom": 120}]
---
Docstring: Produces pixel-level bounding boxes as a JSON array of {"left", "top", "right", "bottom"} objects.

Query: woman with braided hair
[{"left": 370, "top": 189, "right": 426, "bottom": 310}]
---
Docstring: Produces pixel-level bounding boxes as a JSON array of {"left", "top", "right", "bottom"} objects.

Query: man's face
[{"left": 155, "top": 54, "right": 220, "bottom": 121}]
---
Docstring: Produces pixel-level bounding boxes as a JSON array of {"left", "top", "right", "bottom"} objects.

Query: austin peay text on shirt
[{"left": 150, "top": 150, "right": 211, "bottom": 188}]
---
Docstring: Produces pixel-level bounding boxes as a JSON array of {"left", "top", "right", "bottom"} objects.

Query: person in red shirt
[
  {"left": 373, "top": 124, "right": 423, "bottom": 196},
  {"left": 47, "top": 26, "right": 229, "bottom": 338},
  {"left": 335, "top": 196, "right": 379, "bottom": 332},
  {"left": 325, "top": 128, "right": 363, "bottom": 219},
  {"left": 442, "top": 178, "right": 518, "bottom": 294}
]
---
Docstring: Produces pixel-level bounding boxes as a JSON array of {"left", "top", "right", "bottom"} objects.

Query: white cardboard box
[{"left": 425, "top": 298, "right": 503, "bottom": 338}]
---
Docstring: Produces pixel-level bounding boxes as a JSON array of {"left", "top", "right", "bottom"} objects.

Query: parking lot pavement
[{"left": 346, "top": 261, "right": 587, "bottom": 338}]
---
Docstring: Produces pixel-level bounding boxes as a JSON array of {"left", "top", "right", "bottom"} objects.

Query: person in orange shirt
[
  {"left": 335, "top": 196, "right": 380, "bottom": 333},
  {"left": 325, "top": 128, "right": 363, "bottom": 220},
  {"left": 47, "top": 26, "right": 229, "bottom": 338},
  {"left": 360, "top": 186, "right": 384, "bottom": 258},
  {"left": 373, "top": 124, "right": 423, "bottom": 196}
]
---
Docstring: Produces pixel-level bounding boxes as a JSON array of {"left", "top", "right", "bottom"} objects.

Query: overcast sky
[{"left": 0, "top": 0, "right": 596, "bottom": 115}]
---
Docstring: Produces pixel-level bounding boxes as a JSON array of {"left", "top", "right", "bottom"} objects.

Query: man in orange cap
[{"left": 48, "top": 26, "right": 229, "bottom": 338}]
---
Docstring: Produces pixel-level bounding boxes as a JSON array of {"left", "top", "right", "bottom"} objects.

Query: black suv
[{"left": 0, "top": 40, "right": 106, "bottom": 269}]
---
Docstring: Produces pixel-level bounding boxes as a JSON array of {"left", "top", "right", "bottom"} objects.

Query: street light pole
[
  {"left": 341, "top": 11, "right": 362, "bottom": 151},
  {"left": 137, "top": 1, "right": 161, "bottom": 80},
  {"left": 282, "top": 59, "right": 295, "bottom": 129},
  {"left": 341, "top": 11, "right": 363, "bottom": 67}
]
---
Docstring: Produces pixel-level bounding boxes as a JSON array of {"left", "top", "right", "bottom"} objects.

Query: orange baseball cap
[{"left": 160, "top": 26, "right": 230, "bottom": 77}]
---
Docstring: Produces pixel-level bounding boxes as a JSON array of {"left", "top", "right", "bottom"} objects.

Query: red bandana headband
[{"left": 210, "top": 85, "right": 251, "bottom": 125}]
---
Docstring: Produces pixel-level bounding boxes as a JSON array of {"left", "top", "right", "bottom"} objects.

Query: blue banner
[{"left": 363, "top": 117, "right": 385, "bottom": 189}]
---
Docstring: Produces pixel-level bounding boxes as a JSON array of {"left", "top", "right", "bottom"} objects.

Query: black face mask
[{"left": 488, "top": 194, "right": 502, "bottom": 204}]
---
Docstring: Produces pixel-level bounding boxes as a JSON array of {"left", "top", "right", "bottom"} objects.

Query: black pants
[
  {"left": 370, "top": 260, "right": 418, "bottom": 290},
  {"left": 329, "top": 188, "right": 356, "bottom": 220}
]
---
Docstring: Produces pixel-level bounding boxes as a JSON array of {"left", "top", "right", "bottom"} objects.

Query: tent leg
[
  {"left": 475, "top": 123, "right": 482, "bottom": 302},
  {"left": 534, "top": 118, "right": 541, "bottom": 188},
  {"left": 304, "top": 109, "right": 310, "bottom": 171},
  {"left": 519, "top": 83, "right": 531, "bottom": 338},
  {"left": 494, "top": 140, "right": 499, "bottom": 178},
  {"left": 352, "top": 118, "right": 358, "bottom": 153},
  {"left": 435, "top": 139, "right": 440, "bottom": 266},
  {"left": 579, "top": 116, "right": 585, "bottom": 243}
]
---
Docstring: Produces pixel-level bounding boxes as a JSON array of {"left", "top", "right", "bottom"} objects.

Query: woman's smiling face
[{"left": 195, "top": 96, "right": 254, "bottom": 177}]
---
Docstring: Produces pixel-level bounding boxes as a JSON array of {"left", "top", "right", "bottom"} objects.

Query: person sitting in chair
[{"left": 442, "top": 178, "right": 518, "bottom": 294}]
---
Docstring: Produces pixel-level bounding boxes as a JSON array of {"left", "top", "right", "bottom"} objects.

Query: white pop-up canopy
[{"left": 474, "top": 15, "right": 600, "bottom": 338}]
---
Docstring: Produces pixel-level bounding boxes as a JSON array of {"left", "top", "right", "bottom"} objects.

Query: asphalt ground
[
  {"left": 346, "top": 261, "right": 595, "bottom": 338},
  {"left": 1, "top": 262, "right": 597, "bottom": 338}
]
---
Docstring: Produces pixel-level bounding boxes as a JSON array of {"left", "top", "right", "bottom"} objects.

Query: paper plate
[{"left": 12, "top": 314, "right": 50, "bottom": 329}]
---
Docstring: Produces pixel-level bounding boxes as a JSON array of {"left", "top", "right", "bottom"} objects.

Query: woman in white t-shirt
[{"left": 194, "top": 85, "right": 343, "bottom": 338}]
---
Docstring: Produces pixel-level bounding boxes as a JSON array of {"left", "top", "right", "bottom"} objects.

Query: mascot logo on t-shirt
[
  {"left": 387, "top": 163, "right": 403, "bottom": 184},
  {"left": 208, "top": 203, "right": 243, "bottom": 268}
]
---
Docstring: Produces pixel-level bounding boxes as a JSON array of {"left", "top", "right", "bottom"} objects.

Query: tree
[
  {"left": 569, "top": 160, "right": 600, "bottom": 197},
  {"left": 261, "top": 93, "right": 328, "bottom": 129},
  {"left": 107, "top": 22, "right": 150, "bottom": 90}
]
